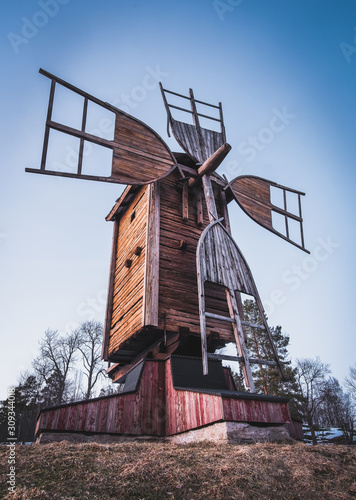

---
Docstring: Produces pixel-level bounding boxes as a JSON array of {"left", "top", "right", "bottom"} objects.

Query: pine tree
[{"left": 242, "top": 299, "right": 303, "bottom": 420}]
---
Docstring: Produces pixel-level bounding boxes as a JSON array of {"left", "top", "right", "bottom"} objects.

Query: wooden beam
[
  {"left": 241, "top": 320, "right": 266, "bottom": 331},
  {"left": 25, "top": 168, "right": 131, "bottom": 185},
  {"left": 255, "top": 294, "right": 285, "bottom": 380},
  {"left": 78, "top": 97, "right": 88, "bottom": 175},
  {"left": 197, "top": 260, "right": 208, "bottom": 376},
  {"left": 205, "top": 312, "right": 235, "bottom": 323},
  {"left": 225, "top": 288, "right": 255, "bottom": 392},
  {"left": 108, "top": 329, "right": 185, "bottom": 383},
  {"left": 207, "top": 354, "right": 278, "bottom": 367},
  {"left": 202, "top": 175, "right": 218, "bottom": 222},
  {"left": 188, "top": 143, "right": 231, "bottom": 188},
  {"left": 106, "top": 186, "right": 137, "bottom": 221},
  {"left": 220, "top": 188, "right": 231, "bottom": 233},
  {"left": 40, "top": 79, "right": 56, "bottom": 170},
  {"left": 182, "top": 180, "right": 189, "bottom": 222},
  {"left": 249, "top": 358, "right": 279, "bottom": 367},
  {"left": 143, "top": 182, "right": 160, "bottom": 326},
  {"left": 208, "top": 353, "right": 243, "bottom": 363},
  {"left": 196, "top": 188, "right": 204, "bottom": 227},
  {"left": 48, "top": 120, "right": 113, "bottom": 149},
  {"left": 102, "top": 218, "right": 119, "bottom": 360}
]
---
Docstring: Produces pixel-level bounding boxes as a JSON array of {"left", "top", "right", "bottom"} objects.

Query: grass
[{"left": 1, "top": 441, "right": 356, "bottom": 499}]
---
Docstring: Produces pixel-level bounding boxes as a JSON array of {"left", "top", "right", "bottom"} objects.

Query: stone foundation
[
  {"left": 169, "top": 421, "right": 293, "bottom": 444},
  {"left": 37, "top": 421, "right": 293, "bottom": 445}
]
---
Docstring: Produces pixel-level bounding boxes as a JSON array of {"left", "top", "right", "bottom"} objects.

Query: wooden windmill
[{"left": 30, "top": 70, "right": 307, "bottom": 443}]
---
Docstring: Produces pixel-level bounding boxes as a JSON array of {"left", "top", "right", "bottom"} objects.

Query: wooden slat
[
  {"left": 143, "top": 182, "right": 160, "bottom": 326},
  {"left": 241, "top": 320, "right": 266, "bottom": 331},
  {"left": 160, "top": 84, "right": 226, "bottom": 164},
  {"left": 35, "top": 68, "right": 177, "bottom": 186},
  {"left": 102, "top": 218, "right": 119, "bottom": 360},
  {"left": 225, "top": 288, "right": 255, "bottom": 391},
  {"left": 196, "top": 188, "right": 204, "bottom": 226},
  {"left": 205, "top": 312, "right": 234, "bottom": 323},
  {"left": 40, "top": 79, "right": 56, "bottom": 170},
  {"left": 208, "top": 353, "right": 243, "bottom": 363},
  {"left": 182, "top": 181, "right": 189, "bottom": 222},
  {"left": 228, "top": 175, "right": 309, "bottom": 252},
  {"left": 107, "top": 186, "right": 148, "bottom": 358},
  {"left": 78, "top": 97, "right": 88, "bottom": 175}
]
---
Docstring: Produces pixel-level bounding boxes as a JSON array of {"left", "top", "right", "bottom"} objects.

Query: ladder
[{"left": 197, "top": 219, "right": 284, "bottom": 392}]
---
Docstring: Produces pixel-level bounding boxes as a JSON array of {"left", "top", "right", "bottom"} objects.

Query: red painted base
[{"left": 36, "top": 358, "right": 301, "bottom": 441}]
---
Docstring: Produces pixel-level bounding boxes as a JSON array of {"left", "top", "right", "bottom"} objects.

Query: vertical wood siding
[
  {"left": 158, "top": 170, "right": 234, "bottom": 341},
  {"left": 108, "top": 186, "right": 148, "bottom": 356},
  {"left": 36, "top": 359, "right": 291, "bottom": 438}
]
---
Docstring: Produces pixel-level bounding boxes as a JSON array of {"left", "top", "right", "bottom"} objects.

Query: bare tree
[
  {"left": 32, "top": 329, "right": 80, "bottom": 405},
  {"left": 319, "top": 377, "right": 355, "bottom": 444},
  {"left": 296, "top": 357, "right": 331, "bottom": 445},
  {"left": 76, "top": 321, "right": 106, "bottom": 400},
  {"left": 345, "top": 364, "right": 356, "bottom": 402}
]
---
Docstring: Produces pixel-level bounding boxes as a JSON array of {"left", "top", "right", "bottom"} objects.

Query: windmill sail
[
  {"left": 160, "top": 84, "right": 226, "bottom": 164},
  {"left": 227, "top": 175, "right": 309, "bottom": 253},
  {"left": 196, "top": 218, "right": 284, "bottom": 388},
  {"left": 26, "top": 69, "right": 177, "bottom": 185}
]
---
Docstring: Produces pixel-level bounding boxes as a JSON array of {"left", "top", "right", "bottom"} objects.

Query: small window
[{"left": 131, "top": 211, "right": 136, "bottom": 222}]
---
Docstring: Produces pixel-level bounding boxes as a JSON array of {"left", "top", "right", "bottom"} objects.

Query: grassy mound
[{"left": 1, "top": 441, "right": 356, "bottom": 499}]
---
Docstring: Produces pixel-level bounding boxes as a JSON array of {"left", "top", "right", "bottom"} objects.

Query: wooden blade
[
  {"left": 227, "top": 175, "right": 309, "bottom": 253},
  {"left": 160, "top": 84, "right": 226, "bottom": 164},
  {"left": 196, "top": 219, "right": 284, "bottom": 384},
  {"left": 169, "top": 117, "right": 225, "bottom": 164},
  {"left": 26, "top": 69, "right": 177, "bottom": 185}
]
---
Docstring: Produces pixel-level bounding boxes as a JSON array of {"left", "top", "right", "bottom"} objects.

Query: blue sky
[{"left": 1, "top": 0, "right": 355, "bottom": 400}]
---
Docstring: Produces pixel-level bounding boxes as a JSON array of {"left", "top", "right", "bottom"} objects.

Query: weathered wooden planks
[
  {"left": 108, "top": 186, "right": 148, "bottom": 358},
  {"left": 102, "top": 218, "right": 119, "bottom": 360},
  {"left": 36, "top": 358, "right": 291, "bottom": 439},
  {"left": 228, "top": 175, "right": 308, "bottom": 252},
  {"left": 160, "top": 84, "right": 226, "bottom": 164},
  {"left": 36, "top": 360, "right": 167, "bottom": 437},
  {"left": 143, "top": 182, "right": 160, "bottom": 326},
  {"left": 169, "top": 118, "right": 224, "bottom": 164},
  {"left": 158, "top": 169, "right": 233, "bottom": 340},
  {"left": 27, "top": 68, "right": 177, "bottom": 186}
]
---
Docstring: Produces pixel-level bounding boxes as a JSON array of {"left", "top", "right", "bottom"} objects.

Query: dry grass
[{"left": 1, "top": 441, "right": 356, "bottom": 499}]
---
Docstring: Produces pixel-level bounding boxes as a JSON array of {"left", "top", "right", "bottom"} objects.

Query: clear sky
[{"left": 1, "top": 0, "right": 355, "bottom": 400}]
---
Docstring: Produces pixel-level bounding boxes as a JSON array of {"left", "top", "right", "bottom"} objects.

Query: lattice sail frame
[
  {"left": 227, "top": 175, "right": 309, "bottom": 253},
  {"left": 197, "top": 218, "right": 284, "bottom": 390},
  {"left": 26, "top": 69, "right": 177, "bottom": 185},
  {"left": 160, "top": 83, "right": 226, "bottom": 164}
]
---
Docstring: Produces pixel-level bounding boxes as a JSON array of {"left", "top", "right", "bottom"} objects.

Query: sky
[{"left": 0, "top": 0, "right": 355, "bottom": 401}]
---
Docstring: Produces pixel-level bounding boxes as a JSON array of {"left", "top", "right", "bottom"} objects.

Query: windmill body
[
  {"left": 29, "top": 70, "right": 306, "bottom": 443},
  {"left": 102, "top": 158, "right": 237, "bottom": 381}
]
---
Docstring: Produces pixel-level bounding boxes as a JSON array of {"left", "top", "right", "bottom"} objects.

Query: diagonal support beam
[{"left": 188, "top": 143, "right": 231, "bottom": 188}]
